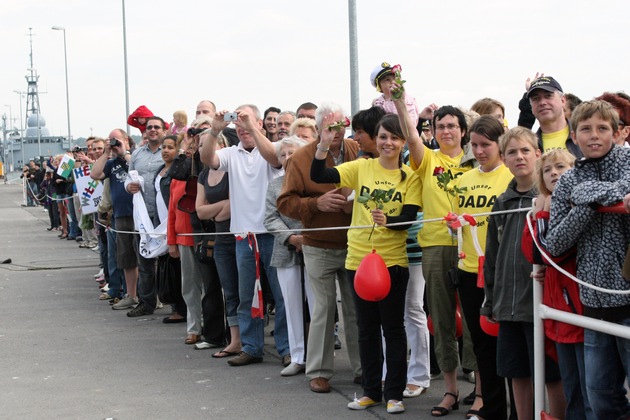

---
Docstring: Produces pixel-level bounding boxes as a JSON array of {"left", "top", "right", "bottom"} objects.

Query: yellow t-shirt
[
  {"left": 455, "top": 164, "right": 513, "bottom": 273},
  {"left": 541, "top": 126, "right": 570, "bottom": 153},
  {"left": 336, "top": 159, "right": 422, "bottom": 270},
  {"left": 411, "top": 146, "right": 472, "bottom": 247}
]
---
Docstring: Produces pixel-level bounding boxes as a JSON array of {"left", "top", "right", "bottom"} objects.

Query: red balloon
[
  {"left": 354, "top": 250, "right": 391, "bottom": 301},
  {"left": 427, "top": 310, "right": 463, "bottom": 338},
  {"left": 480, "top": 315, "right": 499, "bottom": 337}
]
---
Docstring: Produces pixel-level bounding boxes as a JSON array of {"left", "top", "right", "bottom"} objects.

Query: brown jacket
[{"left": 277, "top": 139, "right": 359, "bottom": 249}]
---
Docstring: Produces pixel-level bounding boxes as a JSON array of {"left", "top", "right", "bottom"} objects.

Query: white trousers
[{"left": 276, "top": 265, "right": 313, "bottom": 365}]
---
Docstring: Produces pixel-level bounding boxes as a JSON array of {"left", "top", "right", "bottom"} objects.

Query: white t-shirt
[{"left": 217, "top": 144, "right": 283, "bottom": 236}]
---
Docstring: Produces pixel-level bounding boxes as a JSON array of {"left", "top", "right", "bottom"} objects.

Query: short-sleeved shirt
[
  {"left": 412, "top": 145, "right": 472, "bottom": 247},
  {"left": 216, "top": 143, "right": 282, "bottom": 235},
  {"left": 104, "top": 157, "right": 133, "bottom": 218},
  {"left": 129, "top": 143, "right": 164, "bottom": 217},
  {"left": 455, "top": 164, "right": 513, "bottom": 272},
  {"left": 541, "top": 126, "right": 570, "bottom": 153},
  {"left": 336, "top": 159, "right": 422, "bottom": 270}
]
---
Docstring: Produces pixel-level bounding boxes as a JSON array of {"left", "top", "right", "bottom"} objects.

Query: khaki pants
[
  {"left": 422, "top": 245, "right": 477, "bottom": 372},
  {"left": 302, "top": 245, "right": 361, "bottom": 380}
]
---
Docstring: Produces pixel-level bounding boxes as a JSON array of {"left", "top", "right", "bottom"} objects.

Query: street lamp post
[
  {"left": 13, "top": 91, "right": 25, "bottom": 166},
  {"left": 51, "top": 26, "right": 72, "bottom": 148}
]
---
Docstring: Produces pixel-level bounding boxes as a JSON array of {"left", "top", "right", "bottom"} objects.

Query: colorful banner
[
  {"left": 57, "top": 155, "right": 75, "bottom": 179},
  {"left": 73, "top": 165, "right": 104, "bottom": 215}
]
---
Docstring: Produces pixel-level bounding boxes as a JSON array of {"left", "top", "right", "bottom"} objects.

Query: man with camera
[
  {"left": 91, "top": 129, "right": 139, "bottom": 310},
  {"left": 200, "top": 105, "right": 290, "bottom": 368}
]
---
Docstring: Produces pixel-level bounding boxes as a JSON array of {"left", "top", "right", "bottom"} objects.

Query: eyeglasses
[
  {"left": 435, "top": 124, "right": 460, "bottom": 131},
  {"left": 146, "top": 125, "right": 163, "bottom": 131}
]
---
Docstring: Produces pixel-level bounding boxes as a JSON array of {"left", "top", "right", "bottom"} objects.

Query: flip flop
[{"left": 212, "top": 349, "right": 240, "bottom": 359}]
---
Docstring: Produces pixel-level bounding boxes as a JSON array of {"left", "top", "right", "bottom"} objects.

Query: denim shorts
[{"left": 497, "top": 321, "right": 561, "bottom": 382}]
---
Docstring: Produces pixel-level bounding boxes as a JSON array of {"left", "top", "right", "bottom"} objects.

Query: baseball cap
[{"left": 527, "top": 76, "right": 564, "bottom": 98}]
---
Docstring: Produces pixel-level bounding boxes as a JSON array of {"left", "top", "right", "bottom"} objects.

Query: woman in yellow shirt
[
  {"left": 311, "top": 113, "right": 421, "bottom": 415},
  {"left": 454, "top": 116, "right": 513, "bottom": 419}
]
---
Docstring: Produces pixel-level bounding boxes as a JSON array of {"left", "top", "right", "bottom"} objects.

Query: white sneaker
[
  {"left": 112, "top": 295, "right": 138, "bottom": 310},
  {"left": 94, "top": 268, "right": 104, "bottom": 278},
  {"left": 387, "top": 400, "right": 405, "bottom": 414},
  {"left": 465, "top": 371, "right": 475, "bottom": 384},
  {"left": 280, "top": 362, "right": 305, "bottom": 376}
]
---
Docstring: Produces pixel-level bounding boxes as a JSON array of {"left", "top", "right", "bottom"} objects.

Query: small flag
[{"left": 57, "top": 155, "right": 75, "bottom": 179}]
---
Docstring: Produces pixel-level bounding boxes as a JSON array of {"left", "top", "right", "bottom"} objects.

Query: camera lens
[{"left": 109, "top": 138, "right": 120, "bottom": 147}]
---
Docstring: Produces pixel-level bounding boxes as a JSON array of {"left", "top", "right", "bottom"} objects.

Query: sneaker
[
  {"left": 464, "top": 371, "right": 475, "bottom": 384},
  {"left": 347, "top": 395, "right": 380, "bottom": 410},
  {"left": 99, "top": 293, "right": 114, "bottom": 300},
  {"left": 280, "top": 362, "right": 305, "bottom": 376},
  {"left": 281, "top": 354, "right": 292, "bottom": 367},
  {"left": 334, "top": 334, "right": 342, "bottom": 350},
  {"left": 90, "top": 244, "right": 100, "bottom": 251},
  {"left": 127, "top": 303, "right": 154, "bottom": 317},
  {"left": 386, "top": 400, "right": 405, "bottom": 414},
  {"left": 100, "top": 284, "right": 110, "bottom": 292},
  {"left": 227, "top": 351, "right": 263, "bottom": 366},
  {"left": 112, "top": 295, "right": 138, "bottom": 310},
  {"left": 94, "top": 268, "right": 104, "bottom": 278}
]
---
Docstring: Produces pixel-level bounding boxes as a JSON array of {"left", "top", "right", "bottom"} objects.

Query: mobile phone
[{"left": 224, "top": 112, "right": 238, "bottom": 122}]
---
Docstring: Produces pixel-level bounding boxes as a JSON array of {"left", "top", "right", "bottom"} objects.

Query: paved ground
[{"left": 0, "top": 180, "right": 476, "bottom": 419}]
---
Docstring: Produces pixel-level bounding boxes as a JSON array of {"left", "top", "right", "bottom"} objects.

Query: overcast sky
[{"left": 1, "top": 0, "right": 627, "bottom": 139}]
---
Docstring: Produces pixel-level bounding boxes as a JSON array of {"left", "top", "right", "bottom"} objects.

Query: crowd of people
[{"left": 22, "top": 66, "right": 630, "bottom": 419}]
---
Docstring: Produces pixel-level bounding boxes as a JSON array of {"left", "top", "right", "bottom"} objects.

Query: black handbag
[
  {"left": 446, "top": 265, "right": 460, "bottom": 289},
  {"left": 157, "top": 254, "right": 182, "bottom": 305},
  {"left": 194, "top": 235, "right": 215, "bottom": 264}
]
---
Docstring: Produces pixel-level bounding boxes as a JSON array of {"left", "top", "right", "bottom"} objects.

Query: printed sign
[{"left": 73, "top": 165, "right": 104, "bottom": 214}]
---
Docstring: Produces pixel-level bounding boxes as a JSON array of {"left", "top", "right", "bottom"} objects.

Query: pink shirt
[{"left": 372, "top": 93, "right": 420, "bottom": 128}]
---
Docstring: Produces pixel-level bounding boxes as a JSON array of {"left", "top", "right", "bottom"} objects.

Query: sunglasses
[{"left": 146, "top": 125, "right": 163, "bottom": 131}]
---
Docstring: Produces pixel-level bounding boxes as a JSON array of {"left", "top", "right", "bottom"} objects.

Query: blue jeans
[
  {"left": 106, "top": 218, "right": 126, "bottom": 299},
  {"left": 214, "top": 241, "right": 239, "bottom": 327},
  {"left": 584, "top": 318, "right": 630, "bottom": 419},
  {"left": 235, "top": 234, "right": 288, "bottom": 358},
  {"left": 66, "top": 197, "right": 79, "bottom": 238},
  {"left": 556, "top": 342, "right": 595, "bottom": 420}
]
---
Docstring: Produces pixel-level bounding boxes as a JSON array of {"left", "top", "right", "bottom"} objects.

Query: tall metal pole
[
  {"left": 122, "top": 0, "right": 131, "bottom": 133},
  {"left": 14, "top": 91, "right": 24, "bottom": 166},
  {"left": 52, "top": 26, "right": 72, "bottom": 148},
  {"left": 348, "top": 0, "right": 360, "bottom": 118}
]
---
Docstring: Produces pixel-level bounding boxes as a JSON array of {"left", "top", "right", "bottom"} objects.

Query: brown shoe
[
  {"left": 227, "top": 351, "right": 263, "bottom": 366},
  {"left": 281, "top": 354, "right": 291, "bottom": 367},
  {"left": 309, "top": 377, "right": 331, "bottom": 393},
  {"left": 185, "top": 334, "right": 200, "bottom": 345}
]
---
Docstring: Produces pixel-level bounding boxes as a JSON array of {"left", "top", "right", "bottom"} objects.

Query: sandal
[
  {"left": 466, "top": 394, "right": 483, "bottom": 419},
  {"left": 431, "top": 391, "right": 459, "bottom": 417}
]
